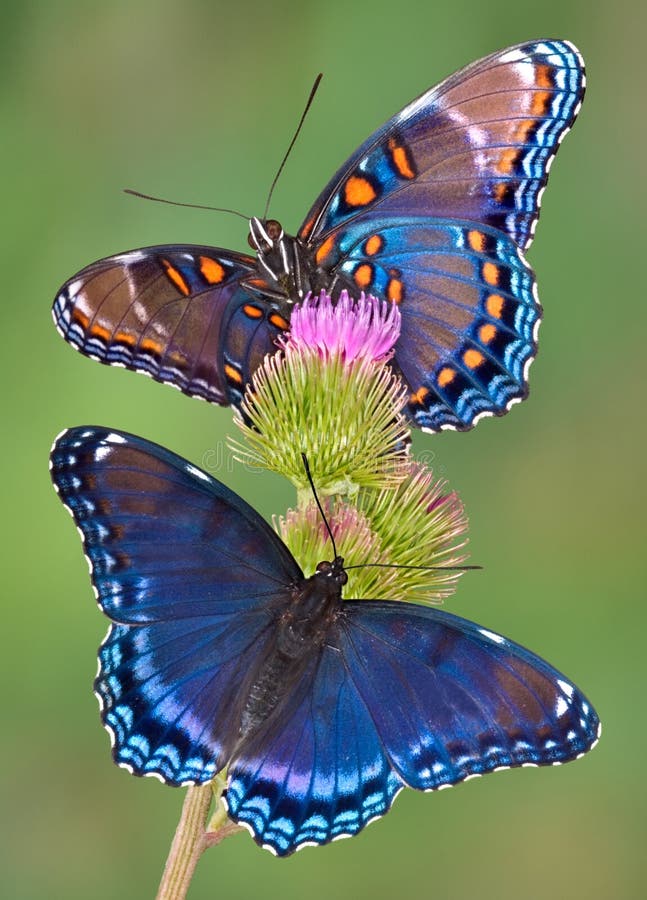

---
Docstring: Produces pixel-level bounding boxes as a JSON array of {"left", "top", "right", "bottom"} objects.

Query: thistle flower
[
  {"left": 356, "top": 462, "right": 469, "bottom": 602},
  {"left": 232, "top": 290, "right": 409, "bottom": 496},
  {"left": 275, "top": 500, "right": 399, "bottom": 600},
  {"left": 276, "top": 461, "right": 468, "bottom": 604},
  {"left": 286, "top": 290, "right": 401, "bottom": 363}
]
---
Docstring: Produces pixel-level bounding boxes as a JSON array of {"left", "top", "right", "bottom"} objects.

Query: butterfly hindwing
[
  {"left": 317, "top": 217, "right": 540, "bottom": 430},
  {"left": 300, "top": 40, "right": 584, "bottom": 251},
  {"left": 224, "top": 598, "right": 599, "bottom": 856},
  {"left": 53, "top": 246, "right": 286, "bottom": 405},
  {"left": 50, "top": 426, "right": 302, "bottom": 783},
  {"left": 225, "top": 643, "right": 403, "bottom": 856}
]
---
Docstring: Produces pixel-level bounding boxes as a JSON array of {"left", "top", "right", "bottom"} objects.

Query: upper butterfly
[{"left": 53, "top": 40, "right": 584, "bottom": 431}]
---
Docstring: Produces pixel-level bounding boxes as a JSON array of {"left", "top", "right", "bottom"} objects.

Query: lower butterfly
[
  {"left": 53, "top": 39, "right": 584, "bottom": 431},
  {"left": 50, "top": 427, "right": 600, "bottom": 856}
]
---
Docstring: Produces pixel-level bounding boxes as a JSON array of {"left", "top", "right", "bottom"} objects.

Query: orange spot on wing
[
  {"left": 535, "top": 63, "right": 552, "bottom": 89},
  {"left": 531, "top": 90, "right": 551, "bottom": 115},
  {"left": 463, "top": 348, "right": 484, "bottom": 369},
  {"left": 168, "top": 350, "right": 188, "bottom": 367},
  {"left": 354, "top": 264, "right": 373, "bottom": 289},
  {"left": 90, "top": 324, "right": 111, "bottom": 341},
  {"left": 245, "top": 276, "right": 269, "bottom": 290},
  {"left": 437, "top": 367, "right": 456, "bottom": 388},
  {"left": 315, "top": 235, "right": 335, "bottom": 265},
  {"left": 364, "top": 234, "right": 383, "bottom": 256},
  {"left": 243, "top": 304, "right": 263, "bottom": 319},
  {"left": 199, "top": 256, "right": 225, "bottom": 284},
  {"left": 269, "top": 313, "right": 289, "bottom": 330},
  {"left": 486, "top": 294, "right": 505, "bottom": 319},
  {"left": 344, "top": 175, "right": 377, "bottom": 207},
  {"left": 300, "top": 214, "right": 315, "bottom": 241},
  {"left": 387, "top": 278, "right": 403, "bottom": 304},
  {"left": 468, "top": 230, "right": 485, "bottom": 252},
  {"left": 479, "top": 323, "right": 497, "bottom": 344},
  {"left": 410, "top": 387, "right": 429, "bottom": 405},
  {"left": 483, "top": 262, "right": 499, "bottom": 286},
  {"left": 114, "top": 331, "right": 136, "bottom": 346},
  {"left": 72, "top": 308, "right": 90, "bottom": 328},
  {"left": 388, "top": 138, "right": 416, "bottom": 179},
  {"left": 515, "top": 118, "right": 535, "bottom": 141},
  {"left": 140, "top": 337, "right": 163, "bottom": 355},
  {"left": 496, "top": 147, "right": 520, "bottom": 175},
  {"left": 494, "top": 182, "right": 511, "bottom": 203},
  {"left": 224, "top": 363, "right": 243, "bottom": 385},
  {"left": 161, "top": 259, "right": 190, "bottom": 296}
]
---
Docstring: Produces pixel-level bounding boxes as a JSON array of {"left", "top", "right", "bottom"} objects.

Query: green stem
[
  {"left": 156, "top": 780, "right": 242, "bottom": 900},
  {"left": 156, "top": 785, "right": 212, "bottom": 900},
  {"left": 157, "top": 784, "right": 213, "bottom": 900}
]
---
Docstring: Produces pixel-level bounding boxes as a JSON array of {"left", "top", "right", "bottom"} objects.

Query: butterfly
[
  {"left": 50, "top": 426, "right": 600, "bottom": 856},
  {"left": 53, "top": 40, "right": 584, "bottom": 432}
]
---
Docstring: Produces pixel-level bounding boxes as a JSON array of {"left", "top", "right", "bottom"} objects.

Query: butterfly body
[
  {"left": 244, "top": 216, "right": 358, "bottom": 308},
  {"left": 51, "top": 426, "right": 600, "bottom": 856},
  {"left": 54, "top": 39, "right": 585, "bottom": 430},
  {"left": 240, "top": 557, "right": 346, "bottom": 738}
]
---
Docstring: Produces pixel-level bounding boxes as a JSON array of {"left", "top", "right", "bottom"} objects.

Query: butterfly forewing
[
  {"left": 300, "top": 40, "right": 584, "bottom": 250},
  {"left": 53, "top": 246, "right": 286, "bottom": 405},
  {"left": 50, "top": 426, "right": 302, "bottom": 783},
  {"left": 338, "top": 603, "right": 599, "bottom": 782}
]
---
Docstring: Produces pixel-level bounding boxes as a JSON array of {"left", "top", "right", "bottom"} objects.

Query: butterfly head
[
  {"left": 248, "top": 217, "right": 284, "bottom": 252},
  {"left": 315, "top": 556, "right": 348, "bottom": 588},
  {"left": 247, "top": 216, "right": 308, "bottom": 303}
]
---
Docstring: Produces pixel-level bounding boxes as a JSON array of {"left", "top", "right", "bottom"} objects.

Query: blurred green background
[{"left": 2, "top": 0, "right": 643, "bottom": 897}]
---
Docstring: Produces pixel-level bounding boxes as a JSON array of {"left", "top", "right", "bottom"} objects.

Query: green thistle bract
[
  {"left": 276, "top": 463, "right": 467, "bottom": 604},
  {"left": 355, "top": 463, "right": 469, "bottom": 602}
]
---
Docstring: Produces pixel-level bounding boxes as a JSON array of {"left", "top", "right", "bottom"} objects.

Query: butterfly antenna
[
  {"left": 344, "top": 563, "right": 482, "bottom": 572},
  {"left": 124, "top": 188, "right": 249, "bottom": 221},
  {"left": 264, "top": 73, "right": 323, "bottom": 220},
  {"left": 301, "top": 452, "right": 339, "bottom": 559}
]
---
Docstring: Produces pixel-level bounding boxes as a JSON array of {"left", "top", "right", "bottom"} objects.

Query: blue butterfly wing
[
  {"left": 300, "top": 40, "right": 584, "bottom": 251},
  {"left": 339, "top": 602, "right": 600, "bottom": 786},
  {"left": 226, "top": 600, "right": 599, "bottom": 855},
  {"left": 225, "top": 644, "right": 403, "bottom": 856},
  {"left": 321, "top": 217, "right": 539, "bottom": 431},
  {"left": 53, "top": 246, "right": 288, "bottom": 406},
  {"left": 301, "top": 39, "right": 582, "bottom": 431},
  {"left": 50, "top": 426, "right": 302, "bottom": 784}
]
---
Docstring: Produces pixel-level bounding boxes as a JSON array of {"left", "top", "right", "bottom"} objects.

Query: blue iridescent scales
[
  {"left": 50, "top": 427, "right": 600, "bottom": 856},
  {"left": 52, "top": 39, "right": 584, "bottom": 431}
]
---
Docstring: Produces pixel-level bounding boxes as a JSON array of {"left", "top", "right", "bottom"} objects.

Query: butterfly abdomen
[
  {"left": 240, "top": 651, "right": 301, "bottom": 738},
  {"left": 239, "top": 569, "right": 343, "bottom": 739}
]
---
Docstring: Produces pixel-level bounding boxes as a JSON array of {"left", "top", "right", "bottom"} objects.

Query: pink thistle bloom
[
  {"left": 427, "top": 490, "right": 461, "bottom": 515},
  {"left": 285, "top": 290, "right": 401, "bottom": 364}
]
